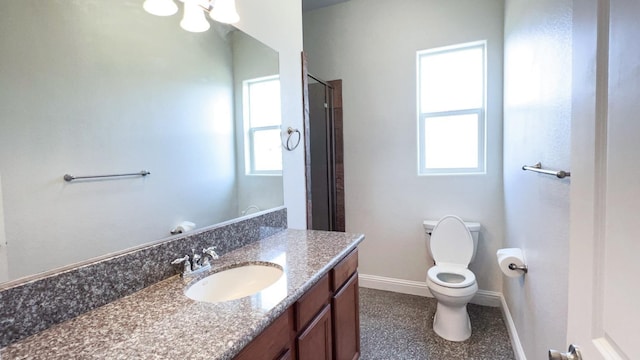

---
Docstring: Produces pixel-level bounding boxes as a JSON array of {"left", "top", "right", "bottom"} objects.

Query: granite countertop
[{"left": 0, "top": 229, "right": 364, "bottom": 360}]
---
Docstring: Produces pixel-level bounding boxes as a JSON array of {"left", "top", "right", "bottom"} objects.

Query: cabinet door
[
  {"left": 277, "top": 348, "right": 292, "bottom": 360},
  {"left": 332, "top": 272, "right": 360, "bottom": 360},
  {"left": 234, "top": 308, "right": 293, "bottom": 360},
  {"left": 297, "top": 304, "right": 333, "bottom": 360}
]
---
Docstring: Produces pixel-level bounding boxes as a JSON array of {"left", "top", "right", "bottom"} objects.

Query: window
[
  {"left": 417, "top": 41, "right": 486, "bottom": 175},
  {"left": 243, "top": 75, "right": 282, "bottom": 175}
]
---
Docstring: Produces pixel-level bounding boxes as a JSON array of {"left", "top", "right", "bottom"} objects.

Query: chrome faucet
[
  {"left": 170, "top": 255, "right": 192, "bottom": 275},
  {"left": 201, "top": 247, "right": 219, "bottom": 266},
  {"left": 171, "top": 247, "right": 219, "bottom": 277}
]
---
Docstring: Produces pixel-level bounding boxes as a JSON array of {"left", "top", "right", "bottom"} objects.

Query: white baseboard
[
  {"left": 498, "top": 293, "right": 527, "bottom": 360},
  {"left": 359, "top": 273, "right": 431, "bottom": 297},
  {"left": 472, "top": 289, "right": 502, "bottom": 307},
  {"left": 358, "top": 273, "right": 500, "bottom": 307},
  {"left": 358, "top": 273, "right": 526, "bottom": 359}
]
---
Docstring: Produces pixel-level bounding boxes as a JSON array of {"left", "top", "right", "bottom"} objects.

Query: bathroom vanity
[
  {"left": 0, "top": 229, "right": 363, "bottom": 359},
  {"left": 235, "top": 247, "right": 360, "bottom": 360}
]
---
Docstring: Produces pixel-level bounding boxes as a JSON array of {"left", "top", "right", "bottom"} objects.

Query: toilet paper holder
[
  {"left": 508, "top": 263, "right": 528, "bottom": 274},
  {"left": 170, "top": 221, "right": 196, "bottom": 235}
]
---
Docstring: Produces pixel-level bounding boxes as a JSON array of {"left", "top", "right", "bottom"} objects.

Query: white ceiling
[{"left": 302, "top": 0, "right": 350, "bottom": 12}]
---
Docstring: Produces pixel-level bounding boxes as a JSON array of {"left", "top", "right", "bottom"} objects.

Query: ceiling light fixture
[
  {"left": 180, "top": 0, "right": 211, "bottom": 32},
  {"left": 143, "top": 0, "right": 240, "bottom": 33},
  {"left": 143, "top": 0, "right": 179, "bottom": 16}
]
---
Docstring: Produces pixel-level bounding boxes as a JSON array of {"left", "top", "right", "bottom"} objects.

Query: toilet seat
[{"left": 427, "top": 265, "right": 476, "bottom": 289}]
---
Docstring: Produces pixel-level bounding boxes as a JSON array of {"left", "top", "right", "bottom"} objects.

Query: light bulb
[
  {"left": 180, "top": 0, "right": 211, "bottom": 33},
  {"left": 143, "top": 0, "right": 178, "bottom": 16},
  {"left": 209, "top": 0, "right": 240, "bottom": 24}
]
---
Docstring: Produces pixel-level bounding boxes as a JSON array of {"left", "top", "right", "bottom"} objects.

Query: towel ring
[{"left": 284, "top": 127, "right": 301, "bottom": 151}]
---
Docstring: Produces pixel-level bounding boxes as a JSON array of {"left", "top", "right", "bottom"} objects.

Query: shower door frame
[{"left": 301, "top": 52, "right": 345, "bottom": 231}]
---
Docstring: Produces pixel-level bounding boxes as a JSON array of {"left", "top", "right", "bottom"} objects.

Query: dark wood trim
[
  {"left": 301, "top": 52, "right": 314, "bottom": 229},
  {"left": 328, "top": 79, "right": 345, "bottom": 232},
  {"left": 302, "top": 52, "right": 345, "bottom": 231}
]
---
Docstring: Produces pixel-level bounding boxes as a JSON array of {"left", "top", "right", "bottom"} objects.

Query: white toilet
[{"left": 423, "top": 215, "right": 481, "bottom": 342}]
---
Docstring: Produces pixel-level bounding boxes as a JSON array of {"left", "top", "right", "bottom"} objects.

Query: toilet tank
[{"left": 423, "top": 219, "right": 481, "bottom": 264}]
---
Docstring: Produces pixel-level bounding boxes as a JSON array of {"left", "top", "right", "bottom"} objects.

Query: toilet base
[{"left": 432, "top": 302, "right": 472, "bottom": 342}]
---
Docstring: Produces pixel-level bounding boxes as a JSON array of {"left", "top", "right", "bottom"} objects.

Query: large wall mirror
[{"left": 0, "top": 0, "right": 283, "bottom": 283}]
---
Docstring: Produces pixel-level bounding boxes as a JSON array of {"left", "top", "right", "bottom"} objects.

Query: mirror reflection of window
[{"left": 243, "top": 75, "right": 283, "bottom": 175}]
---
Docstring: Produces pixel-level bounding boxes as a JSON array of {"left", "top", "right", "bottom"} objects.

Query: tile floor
[{"left": 359, "top": 288, "right": 515, "bottom": 360}]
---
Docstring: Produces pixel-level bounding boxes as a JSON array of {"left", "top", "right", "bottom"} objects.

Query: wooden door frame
[{"left": 301, "top": 52, "right": 345, "bottom": 231}]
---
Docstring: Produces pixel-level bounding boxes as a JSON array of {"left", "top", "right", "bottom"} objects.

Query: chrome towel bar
[
  {"left": 63, "top": 170, "right": 150, "bottom": 182},
  {"left": 522, "top": 162, "right": 570, "bottom": 179}
]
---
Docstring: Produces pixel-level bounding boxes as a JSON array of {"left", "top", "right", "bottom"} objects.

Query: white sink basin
[{"left": 185, "top": 263, "right": 284, "bottom": 303}]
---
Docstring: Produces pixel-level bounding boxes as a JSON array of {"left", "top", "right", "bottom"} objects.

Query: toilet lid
[{"left": 430, "top": 215, "right": 473, "bottom": 266}]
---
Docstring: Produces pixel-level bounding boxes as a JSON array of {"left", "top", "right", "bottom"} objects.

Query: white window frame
[
  {"left": 243, "top": 75, "right": 282, "bottom": 176},
  {"left": 416, "top": 41, "right": 487, "bottom": 176}
]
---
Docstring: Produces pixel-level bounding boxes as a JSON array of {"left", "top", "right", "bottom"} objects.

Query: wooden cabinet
[
  {"left": 234, "top": 307, "right": 294, "bottom": 360},
  {"left": 330, "top": 250, "right": 360, "bottom": 360},
  {"left": 295, "top": 275, "right": 331, "bottom": 331},
  {"left": 330, "top": 249, "right": 358, "bottom": 291},
  {"left": 295, "top": 273, "right": 332, "bottom": 360},
  {"left": 234, "top": 248, "right": 359, "bottom": 360},
  {"left": 297, "top": 304, "right": 333, "bottom": 360},
  {"left": 332, "top": 273, "right": 360, "bottom": 360},
  {"left": 277, "top": 349, "right": 293, "bottom": 360}
]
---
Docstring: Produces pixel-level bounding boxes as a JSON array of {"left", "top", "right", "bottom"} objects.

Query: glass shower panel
[{"left": 308, "top": 76, "right": 336, "bottom": 231}]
